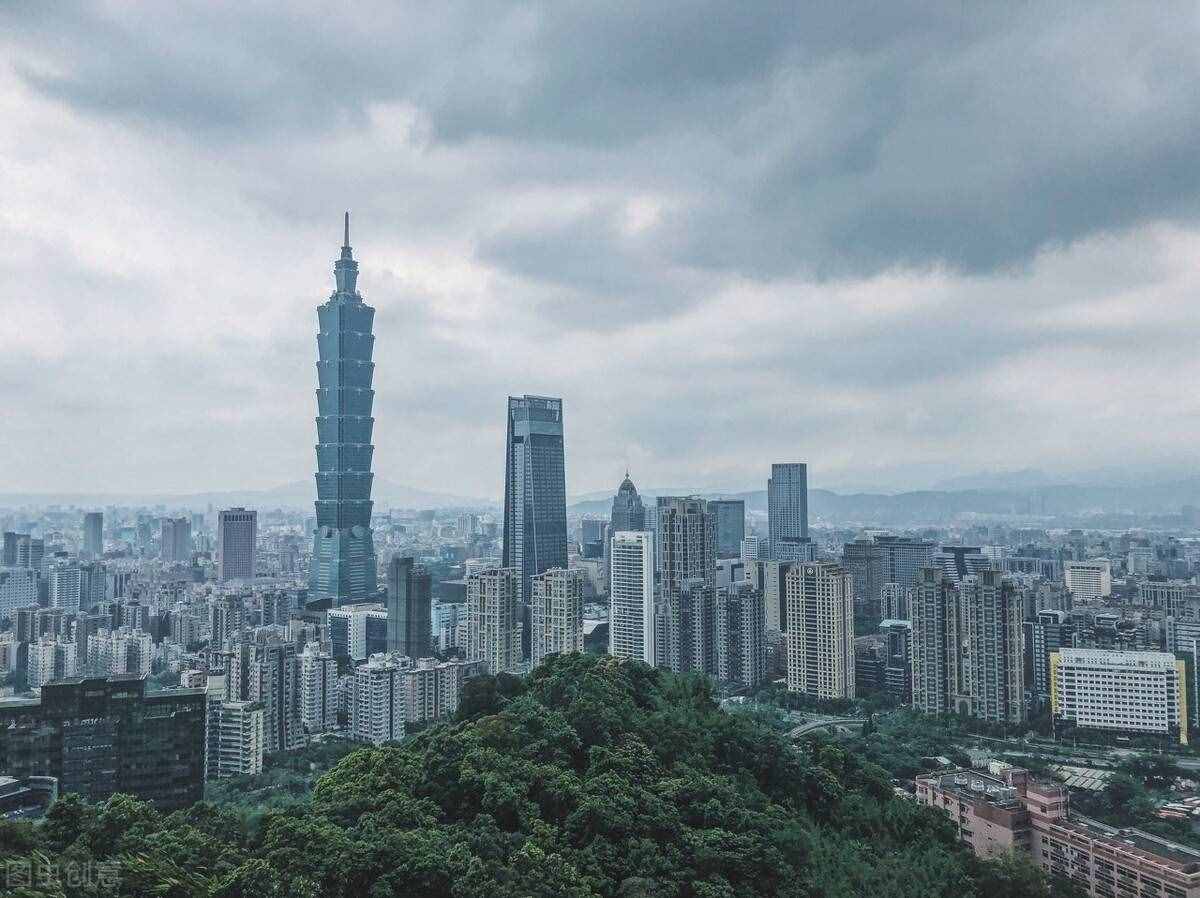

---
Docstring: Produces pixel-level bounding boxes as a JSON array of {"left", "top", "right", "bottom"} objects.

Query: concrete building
[
  {"left": 466, "top": 567, "right": 521, "bottom": 675},
  {"left": 48, "top": 561, "right": 82, "bottom": 613},
  {"left": 882, "top": 582, "right": 913, "bottom": 620},
  {"left": 399, "top": 657, "right": 484, "bottom": 724},
  {"left": 205, "top": 677, "right": 265, "bottom": 780},
  {"left": 227, "top": 636, "right": 303, "bottom": 754},
  {"left": 28, "top": 636, "right": 78, "bottom": 688},
  {"left": 785, "top": 562, "right": 855, "bottom": 699},
  {"left": 748, "top": 559, "right": 793, "bottom": 633},
  {"left": 88, "top": 627, "right": 153, "bottom": 677},
  {"left": 1064, "top": 560, "right": 1112, "bottom": 604},
  {"left": 715, "top": 583, "right": 766, "bottom": 689},
  {"left": 656, "top": 496, "right": 716, "bottom": 598},
  {"left": 328, "top": 603, "right": 388, "bottom": 662},
  {"left": 655, "top": 578, "right": 717, "bottom": 676},
  {"left": 609, "top": 531, "right": 656, "bottom": 664},
  {"left": 298, "top": 643, "right": 338, "bottom": 734},
  {"left": 530, "top": 567, "right": 584, "bottom": 668},
  {"left": 0, "top": 568, "right": 38, "bottom": 622},
  {"left": 217, "top": 508, "right": 257, "bottom": 582},
  {"left": 910, "top": 566, "right": 960, "bottom": 715},
  {"left": 959, "top": 571, "right": 1025, "bottom": 725},
  {"left": 918, "top": 764, "right": 1200, "bottom": 898},
  {"left": 351, "top": 653, "right": 406, "bottom": 745},
  {"left": 1050, "top": 648, "right": 1188, "bottom": 745}
]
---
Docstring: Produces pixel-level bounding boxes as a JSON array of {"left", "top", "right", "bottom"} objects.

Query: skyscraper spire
[{"left": 334, "top": 211, "right": 358, "bottom": 294}]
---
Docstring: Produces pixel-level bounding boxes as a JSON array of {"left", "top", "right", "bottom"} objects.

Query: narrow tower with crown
[{"left": 310, "top": 213, "right": 378, "bottom": 606}]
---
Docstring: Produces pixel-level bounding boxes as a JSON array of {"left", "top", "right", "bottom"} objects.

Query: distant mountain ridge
[{"left": 0, "top": 478, "right": 492, "bottom": 512}]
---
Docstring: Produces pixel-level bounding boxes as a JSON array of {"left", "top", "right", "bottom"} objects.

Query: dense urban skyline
[{"left": 3, "top": 4, "right": 1200, "bottom": 498}]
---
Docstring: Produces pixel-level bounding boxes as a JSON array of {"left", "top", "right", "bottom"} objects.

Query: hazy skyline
[{"left": 3, "top": 3, "right": 1199, "bottom": 499}]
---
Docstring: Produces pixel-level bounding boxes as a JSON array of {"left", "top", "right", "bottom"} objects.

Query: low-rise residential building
[{"left": 918, "top": 764, "right": 1200, "bottom": 898}]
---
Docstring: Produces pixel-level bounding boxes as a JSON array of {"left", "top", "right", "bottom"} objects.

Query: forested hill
[{"left": 1, "top": 654, "right": 1071, "bottom": 897}]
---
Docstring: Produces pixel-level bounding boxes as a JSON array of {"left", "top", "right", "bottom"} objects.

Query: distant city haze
[{"left": 3, "top": 5, "right": 1200, "bottom": 498}]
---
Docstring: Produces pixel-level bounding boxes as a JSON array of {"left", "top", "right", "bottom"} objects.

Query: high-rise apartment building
[
  {"left": 386, "top": 556, "right": 432, "bottom": 660},
  {"left": 48, "top": 561, "right": 82, "bottom": 613},
  {"left": 88, "top": 627, "right": 153, "bottom": 677},
  {"left": 399, "top": 657, "right": 484, "bottom": 724},
  {"left": 609, "top": 531, "right": 655, "bottom": 665},
  {"left": 160, "top": 517, "right": 192, "bottom": 563},
  {"left": 959, "top": 571, "right": 1025, "bottom": 725},
  {"left": 205, "top": 676, "right": 265, "bottom": 780},
  {"left": 709, "top": 499, "right": 745, "bottom": 559},
  {"left": 28, "top": 636, "right": 78, "bottom": 688},
  {"left": 502, "top": 395, "right": 567, "bottom": 610},
  {"left": 311, "top": 215, "right": 379, "bottom": 606},
  {"left": 298, "top": 643, "right": 339, "bottom": 734},
  {"left": 785, "top": 562, "right": 855, "bottom": 699},
  {"left": 466, "top": 567, "right": 521, "bottom": 675},
  {"left": 910, "top": 567, "right": 960, "bottom": 715},
  {"left": 715, "top": 583, "right": 766, "bottom": 688},
  {"left": 656, "top": 496, "right": 716, "bottom": 597},
  {"left": 82, "top": 512, "right": 103, "bottom": 559},
  {"left": 530, "top": 567, "right": 584, "bottom": 668},
  {"left": 0, "top": 568, "right": 38, "bottom": 622},
  {"left": 227, "top": 636, "right": 303, "bottom": 754},
  {"left": 882, "top": 582, "right": 913, "bottom": 620},
  {"left": 351, "top": 653, "right": 406, "bottom": 745},
  {"left": 655, "top": 578, "right": 717, "bottom": 675},
  {"left": 767, "top": 463, "right": 808, "bottom": 554},
  {"left": 217, "top": 508, "right": 257, "bottom": 582},
  {"left": 327, "top": 603, "right": 388, "bottom": 662},
  {"left": 748, "top": 559, "right": 792, "bottom": 632}
]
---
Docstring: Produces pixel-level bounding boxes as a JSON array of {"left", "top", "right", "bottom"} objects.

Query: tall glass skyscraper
[
  {"left": 767, "top": 462, "right": 808, "bottom": 557},
  {"left": 502, "top": 395, "right": 567, "bottom": 608},
  {"left": 310, "top": 215, "right": 378, "bottom": 606}
]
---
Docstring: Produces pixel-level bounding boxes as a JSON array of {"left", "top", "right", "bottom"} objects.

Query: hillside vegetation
[{"left": 0, "top": 653, "right": 1074, "bottom": 897}]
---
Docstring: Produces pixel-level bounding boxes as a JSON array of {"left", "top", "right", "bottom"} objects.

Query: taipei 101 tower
[{"left": 310, "top": 213, "right": 378, "bottom": 606}]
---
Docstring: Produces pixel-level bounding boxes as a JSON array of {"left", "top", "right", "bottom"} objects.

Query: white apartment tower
[
  {"left": 298, "top": 643, "right": 339, "bottom": 733},
  {"left": 530, "top": 567, "right": 584, "bottom": 668},
  {"left": 351, "top": 653, "right": 406, "bottom": 745},
  {"left": 608, "top": 531, "right": 656, "bottom": 665},
  {"left": 466, "top": 567, "right": 521, "bottom": 675}
]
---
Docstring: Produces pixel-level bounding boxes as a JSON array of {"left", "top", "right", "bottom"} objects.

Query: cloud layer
[{"left": 1, "top": 2, "right": 1199, "bottom": 499}]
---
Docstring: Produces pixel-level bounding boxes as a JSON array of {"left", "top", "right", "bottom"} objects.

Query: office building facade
[
  {"left": 502, "top": 395, "right": 568, "bottom": 608},
  {"left": 767, "top": 463, "right": 808, "bottom": 552},
  {"left": 217, "top": 508, "right": 257, "bottom": 582},
  {"left": 709, "top": 499, "right": 745, "bottom": 559},
  {"left": 82, "top": 512, "right": 103, "bottom": 559},
  {"left": 0, "top": 675, "right": 206, "bottom": 809}
]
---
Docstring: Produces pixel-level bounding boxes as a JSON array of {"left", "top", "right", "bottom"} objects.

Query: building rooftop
[{"left": 1057, "top": 814, "right": 1200, "bottom": 873}]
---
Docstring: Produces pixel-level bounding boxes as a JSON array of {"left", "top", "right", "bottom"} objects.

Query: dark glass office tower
[
  {"left": 386, "top": 556, "right": 432, "bottom": 659},
  {"left": 502, "top": 395, "right": 568, "bottom": 612},
  {"left": 310, "top": 214, "right": 378, "bottom": 606}
]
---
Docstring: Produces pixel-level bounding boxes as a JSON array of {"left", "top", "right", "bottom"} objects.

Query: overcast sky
[{"left": 2, "top": 2, "right": 1199, "bottom": 500}]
